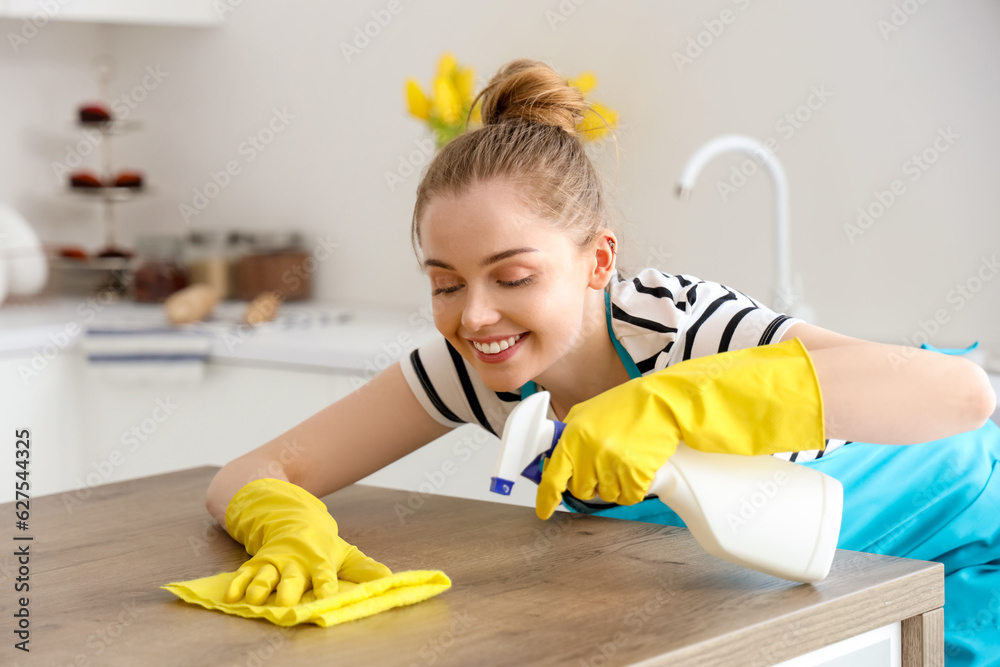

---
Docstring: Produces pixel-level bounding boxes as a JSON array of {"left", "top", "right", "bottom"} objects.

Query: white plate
[{"left": 0, "top": 203, "right": 48, "bottom": 297}]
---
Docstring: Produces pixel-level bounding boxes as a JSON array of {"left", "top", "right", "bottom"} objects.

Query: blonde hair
[{"left": 410, "top": 58, "right": 624, "bottom": 282}]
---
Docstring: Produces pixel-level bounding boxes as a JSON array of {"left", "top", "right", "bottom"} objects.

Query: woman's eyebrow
[{"left": 423, "top": 247, "right": 539, "bottom": 271}]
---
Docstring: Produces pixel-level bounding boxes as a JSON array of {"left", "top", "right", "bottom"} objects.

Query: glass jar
[
  {"left": 234, "top": 231, "right": 311, "bottom": 301},
  {"left": 226, "top": 230, "right": 253, "bottom": 298},
  {"left": 185, "top": 230, "right": 231, "bottom": 299},
  {"left": 132, "top": 235, "right": 189, "bottom": 303}
]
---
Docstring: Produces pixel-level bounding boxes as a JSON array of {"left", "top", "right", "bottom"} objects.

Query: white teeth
[{"left": 473, "top": 333, "right": 522, "bottom": 354}]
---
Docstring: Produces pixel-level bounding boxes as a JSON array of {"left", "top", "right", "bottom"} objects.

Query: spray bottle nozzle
[{"left": 490, "top": 392, "right": 559, "bottom": 497}]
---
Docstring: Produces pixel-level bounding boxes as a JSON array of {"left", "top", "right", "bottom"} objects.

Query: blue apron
[{"left": 521, "top": 290, "right": 1000, "bottom": 666}]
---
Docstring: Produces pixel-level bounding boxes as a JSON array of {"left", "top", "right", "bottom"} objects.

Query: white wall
[{"left": 3, "top": 1, "right": 999, "bottom": 353}]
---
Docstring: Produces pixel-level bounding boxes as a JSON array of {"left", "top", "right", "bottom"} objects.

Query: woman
[{"left": 206, "top": 58, "right": 998, "bottom": 665}]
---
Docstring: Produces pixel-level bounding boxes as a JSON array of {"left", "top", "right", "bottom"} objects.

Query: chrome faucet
[{"left": 676, "top": 135, "right": 814, "bottom": 322}]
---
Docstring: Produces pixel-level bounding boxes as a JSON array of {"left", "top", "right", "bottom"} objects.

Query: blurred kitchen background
[{"left": 0, "top": 1, "right": 998, "bottom": 505}]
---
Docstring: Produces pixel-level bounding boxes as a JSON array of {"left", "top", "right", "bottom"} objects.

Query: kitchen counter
[
  {"left": 1, "top": 465, "right": 944, "bottom": 666},
  {"left": 0, "top": 295, "right": 441, "bottom": 372}
]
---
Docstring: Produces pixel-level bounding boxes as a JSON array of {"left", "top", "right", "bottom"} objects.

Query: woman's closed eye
[
  {"left": 501, "top": 276, "right": 533, "bottom": 288},
  {"left": 431, "top": 276, "right": 533, "bottom": 296}
]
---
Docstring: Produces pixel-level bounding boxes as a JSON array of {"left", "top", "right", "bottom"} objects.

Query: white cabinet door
[
  {"left": 0, "top": 0, "right": 221, "bottom": 26},
  {"left": 0, "top": 351, "right": 84, "bottom": 503},
  {"left": 74, "top": 359, "right": 346, "bottom": 492}
]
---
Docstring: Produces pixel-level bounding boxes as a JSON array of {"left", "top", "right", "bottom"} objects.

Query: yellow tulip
[
  {"left": 406, "top": 56, "right": 616, "bottom": 150},
  {"left": 405, "top": 79, "right": 431, "bottom": 120},
  {"left": 577, "top": 101, "right": 618, "bottom": 140},
  {"left": 568, "top": 72, "right": 597, "bottom": 95},
  {"left": 454, "top": 66, "right": 476, "bottom": 105},
  {"left": 433, "top": 75, "right": 461, "bottom": 124},
  {"left": 437, "top": 52, "right": 457, "bottom": 80}
]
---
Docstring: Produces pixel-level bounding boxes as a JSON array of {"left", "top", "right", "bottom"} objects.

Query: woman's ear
[{"left": 587, "top": 229, "right": 617, "bottom": 289}]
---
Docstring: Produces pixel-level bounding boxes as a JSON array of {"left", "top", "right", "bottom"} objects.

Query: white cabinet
[
  {"left": 75, "top": 359, "right": 351, "bottom": 489},
  {"left": 0, "top": 351, "right": 84, "bottom": 502},
  {"left": 0, "top": 0, "right": 222, "bottom": 26}
]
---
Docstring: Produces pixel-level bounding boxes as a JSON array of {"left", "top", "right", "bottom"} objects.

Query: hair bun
[{"left": 475, "top": 58, "right": 588, "bottom": 137}]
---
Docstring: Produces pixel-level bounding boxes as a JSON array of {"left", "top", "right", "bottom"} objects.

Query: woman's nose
[{"left": 461, "top": 285, "right": 501, "bottom": 332}]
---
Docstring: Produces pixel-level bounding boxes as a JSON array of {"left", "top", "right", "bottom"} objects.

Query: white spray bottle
[{"left": 490, "top": 391, "right": 843, "bottom": 583}]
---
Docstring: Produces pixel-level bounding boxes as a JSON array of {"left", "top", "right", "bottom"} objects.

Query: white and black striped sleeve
[
  {"left": 399, "top": 334, "right": 509, "bottom": 436},
  {"left": 669, "top": 275, "right": 803, "bottom": 363},
  {"left": 666, "top": 275, "right": 839, "bottom": 460}
]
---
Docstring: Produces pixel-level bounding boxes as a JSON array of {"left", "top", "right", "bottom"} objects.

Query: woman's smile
[{"left": 468, "top": 332, "right": 529, "bottom": 363}]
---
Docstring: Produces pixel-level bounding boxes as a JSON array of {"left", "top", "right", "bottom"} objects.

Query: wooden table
[{"left": 0, "top": 466, "right": 943, "bottom": 666}]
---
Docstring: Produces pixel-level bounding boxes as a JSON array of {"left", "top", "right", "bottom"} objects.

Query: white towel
[{"left": 82, "top": 325, "right": 214, "bottom": 384}]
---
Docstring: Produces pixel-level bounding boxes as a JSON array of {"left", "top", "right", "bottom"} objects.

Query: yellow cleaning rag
[{"left": 162, "top": 569, "right": 451, "bottom": 627}]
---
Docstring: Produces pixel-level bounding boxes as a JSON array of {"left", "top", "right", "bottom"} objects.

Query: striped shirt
[{"left": 400, "top": 267, "right": 847, "bottom": 463}]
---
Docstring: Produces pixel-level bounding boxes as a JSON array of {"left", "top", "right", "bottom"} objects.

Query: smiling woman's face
[{"left": 419, "top": 179, "right": 596, "bottom": 393}]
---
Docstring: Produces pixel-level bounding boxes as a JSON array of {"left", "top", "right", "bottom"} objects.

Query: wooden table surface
[{"left": 0, "top": 466, "right": 944, "bottom": 666}]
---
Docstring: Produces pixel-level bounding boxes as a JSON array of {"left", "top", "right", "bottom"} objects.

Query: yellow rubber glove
[
  {"left": 224, "top": 478, "right": 392, "bottom": 606},
  {"left": 536, "top": 337, "right": 825, "bottom": 519}
]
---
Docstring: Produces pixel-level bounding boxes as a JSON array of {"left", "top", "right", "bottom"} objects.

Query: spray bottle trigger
[{"left": 519, "top": 419, "right": 567, "bottom": 485}]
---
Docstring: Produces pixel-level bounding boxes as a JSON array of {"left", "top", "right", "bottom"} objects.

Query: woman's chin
[
  {"left": 474, "top": 366, "right": 535, "bottom": 394},
  {"left": 480, "top": 375, "right": 525, "bottom": 394}
]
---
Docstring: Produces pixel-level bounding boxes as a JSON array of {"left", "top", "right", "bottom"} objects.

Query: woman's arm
[
  {"left": 205, "top": 361, "right": 453, "bottom": 528},
  {"left": 781, "top": 322, "right": 996, "bottom": 445}
]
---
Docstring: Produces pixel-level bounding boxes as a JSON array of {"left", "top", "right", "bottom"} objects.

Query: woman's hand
[
  {"left": 535, "top": 338, "right": 826, "bottom": 520},
  {"left": 224, "top": 478, "right": 391, "bottom": 606},
  {"left": 534, "top": 379, "right": 681, "bottom": 519}
]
